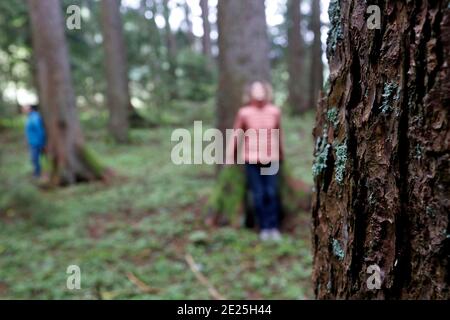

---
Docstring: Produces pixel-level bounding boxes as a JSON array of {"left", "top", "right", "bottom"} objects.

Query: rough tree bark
[
  {"left": 100, "top": 0, "right": 130, "bottom": 143},
  {"left": 200, "top": 0, "right": 213, "bottom": 61},
  {"left": 312, "top": 0, "right": 449, "bottom": 299},
  {"left": 217, "top": 0, "right": 271, "bottom": 134},
  {"left": 309, "top": 0, "right": 324, "bottom": 110},
  {"left": 28, "top": 0, "right": 106, "bottom": 185},
  {"left": 287, "top": 0, "right": 306, "bottom": 114}
]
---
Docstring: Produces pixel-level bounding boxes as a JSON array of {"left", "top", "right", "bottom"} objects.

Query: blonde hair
[{"left": 242, "top": 81, "right": 273, "bottom": 105}]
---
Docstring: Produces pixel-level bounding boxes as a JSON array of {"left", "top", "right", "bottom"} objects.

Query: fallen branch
[
  {"left": 126, "top": 272, "right": 160, "bottom": 294},
  {"left": 185, "top": 253, "right": 226, "bottom": 300}
]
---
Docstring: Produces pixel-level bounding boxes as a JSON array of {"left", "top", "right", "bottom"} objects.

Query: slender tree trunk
[
  {"left": 200, "top": 0, "right": 212, "bottom": 60},
  {"left": 184, "top": 1, "right": 194, "bottom": 47},
  {"left": 163, "top": 0, "right": 177, "bottom": 82},
  {"left": 100, "top": 0, "right": 130, "bottom": 143},
  {"left": 138, "top": 0, "right": 166, "bottom": 120},
  {"left": 217, "top": 0, "right": 271, "bottom": 134},
  {"left": 28, "top": 0, "right": 105, "bottom": 185},
  {"left": 141, "top": 0, "right": 163, "bottom": 58},
  {"left": 312, "top": 0, "right": 449, "bottom": 299},
  {"left": 308, "top": 0, "right": 323, "bottom": 111},
  {"left": 287, "top": 0, "right": 305, "bottom": 114}
]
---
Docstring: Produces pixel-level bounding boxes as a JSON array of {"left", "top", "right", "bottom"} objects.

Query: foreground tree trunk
[
  {"left": 312, "top": 0, "right": 449, "bottom": 299},
  {"left": 200, "top": 0, "right": 213, "bottom": 61},
  {"left": 28, "top": 0, "right": 106, "bottom": 185},
  {"left": 100, "top": 0, "right": 130, "bottom": 143},
  {"left": 287, "top": 0, "right": 305, "bottom": 114},
  {"left": 308, "top": 0, "right": 323, "bottom": 110},
  {"left": 217, "top": 0, "right": 271, "bottom": 134}
]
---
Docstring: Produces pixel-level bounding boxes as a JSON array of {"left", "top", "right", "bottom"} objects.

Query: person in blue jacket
[{"left": 23, "top": 104, "right": 46, "bottom": 178}]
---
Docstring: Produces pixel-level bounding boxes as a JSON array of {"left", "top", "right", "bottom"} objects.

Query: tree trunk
[
  {"left": 183, "top": 1, "right": 195, "bottom": 48},
  {"left": 308, "top": 0, "right": 323, "bottom": 111},
  {"left": 312, "top": 0, "right": 449, "bottom": 299},
  {"left": 100, "top": 0, "right": 130, "bottom": 143},
  {"left": 209, "top": 0, "right": 274, "bottom": 225},
  {"left": 217, "top": 0, "right": 271, "bottom": 135},
  {"left": 200, "top": 0, "right": 213, "bottom": 60},
  {"left": 287, "top": 0, "right": 305, "bottom": 114},
  {"left": 138, "top": 0, "right": 167, "bottom": 120},
  {"left": 163, "top": 0, "right": 177, "bottom": 82},
  {"left": 28, "top": 0, "right": 106, "bottom": 185}
]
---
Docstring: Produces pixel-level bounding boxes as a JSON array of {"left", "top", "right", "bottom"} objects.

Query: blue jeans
[
  {"left": 30, "top": 146, "right": 43, "bottom": 177},
  {"left": 245, "top": 164, "right": 280, "bottom": 230}
]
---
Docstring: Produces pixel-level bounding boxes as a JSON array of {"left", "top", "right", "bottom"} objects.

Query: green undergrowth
[{"left": 0, "top": 104, "right": 315, "bottom": 299}]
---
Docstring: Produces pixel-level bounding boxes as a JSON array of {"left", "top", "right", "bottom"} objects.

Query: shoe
[
  {"left": 269, "top": 229, "right": 282, "bottom": 242},
  {"left": 259, "top": 230, "right": 271, "bottom": 241}
]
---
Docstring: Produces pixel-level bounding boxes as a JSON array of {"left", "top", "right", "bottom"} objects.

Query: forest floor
[{"left": 0, "top": 103, "right": 315, "bottom": 299}]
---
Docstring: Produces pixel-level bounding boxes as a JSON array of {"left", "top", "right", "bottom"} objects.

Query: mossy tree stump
[{"left": 205, "top": 163, "right": 311, "bottom": 229}]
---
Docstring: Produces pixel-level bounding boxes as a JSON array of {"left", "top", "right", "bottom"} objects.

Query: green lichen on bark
[
  {"left": 312, "top": 128, "right": 331, "bottom": 177},
  {"left": 327, "top": 107, "right": 339, "bottom": 129},
  {"left": 332, "top": 238, "right": 345, "bottom": 261},
  {"left": 380, "top": 81, "right": 400, "bottom": 114},
  {"left": 415, "top": 144, "right": 423, "bottom": 160},
  {"left": 334, "top": 141, "right": 347, "bottom": 184},
  {"left": 426, "top": 206, "right": 436, "bottom": 218},
  {"left": 327, "top": 0, "right": 344, "bottom": 55}
]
